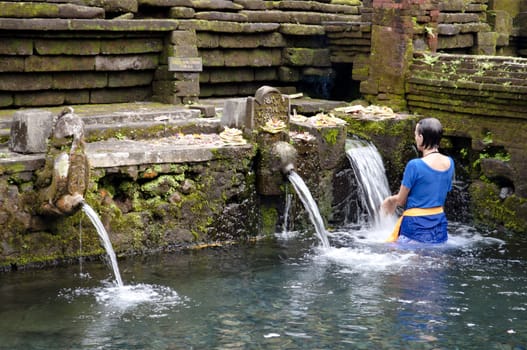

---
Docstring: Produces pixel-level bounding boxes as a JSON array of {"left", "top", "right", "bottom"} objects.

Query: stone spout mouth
[
  {"left": 282, "top": 162, "right": 295, "bottom": 176},
  {"left": 272, "top": 141, "right": 297, "bottom": 176}
]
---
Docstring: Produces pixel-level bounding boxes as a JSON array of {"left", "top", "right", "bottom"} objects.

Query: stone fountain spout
[
  {"left": 272, "top": 141, "right": 297, "bottom": 176},
  {"left": 35, "top": 107, "right": 90, "bottom": 216}
]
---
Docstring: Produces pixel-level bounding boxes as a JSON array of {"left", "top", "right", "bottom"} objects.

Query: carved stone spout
[
  {"left": 272, "top": 141, "right": 297, "bottom": 175},
  {"left": 36, "top": 107, "right": 89, "bottom": 216}
]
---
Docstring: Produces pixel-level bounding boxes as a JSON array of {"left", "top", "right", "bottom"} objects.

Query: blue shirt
[
  {"left": 399, "top": 157, "right": 454, "bottom": 243},
  {"left": 402, "top": 157, "right": 454, "bottom": 209}
]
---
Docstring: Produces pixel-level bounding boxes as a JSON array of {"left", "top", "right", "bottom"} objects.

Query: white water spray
[
  {"left": 287, "top": 171, "right": 330, "bottom": 248},
  {"left": 345, "top": 139, "right": 393, "bottom": 228},
  {"left": 82, "top": 202, "right": 124, "bottom": 287}
]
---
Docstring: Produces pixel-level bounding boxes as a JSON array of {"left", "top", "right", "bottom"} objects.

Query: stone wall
[
  {"left": 1, "top": 0, "right": 527, "bottom": 107},
  {"left": 178, "top": 0, "right": 369, "bottom": 98},
  {"left": 362, "top": 0, "right": 527, "bottom": 108},
  {"left": 0, "top": 135, "right": 259, "bottom": 270}
]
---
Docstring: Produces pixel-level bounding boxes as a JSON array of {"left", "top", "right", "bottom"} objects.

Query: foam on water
[
  {"left": 308, "top": 221, "right": 506, "bottom": 274},
  {"left": 317, "top": 245, "right": 418, "bottom": 272},
  {"left": 60, "top": 282, "right": 187, "bottom": 315}
]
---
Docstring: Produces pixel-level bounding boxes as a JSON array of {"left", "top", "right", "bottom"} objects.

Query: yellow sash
[{"left": 386, "top": 207, "right": 444, "bottom": 242}]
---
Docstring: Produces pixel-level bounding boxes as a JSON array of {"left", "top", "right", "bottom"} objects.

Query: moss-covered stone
[{"left": 470, "top": 180, "right": 527, "bottom": 233}]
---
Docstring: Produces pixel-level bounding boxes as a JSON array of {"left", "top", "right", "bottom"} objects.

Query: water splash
[
  {"left": 287, "top": 171, "right": 330, "bottom": 248},
  {"left": 345, "top": 139, "right": 391, "bottom": 226},
  {"left": 282, "top": 192, "right": 293, "bottom": 234},
  {"left": 82, "top": 202, "right": 124, "bottom": 287}
]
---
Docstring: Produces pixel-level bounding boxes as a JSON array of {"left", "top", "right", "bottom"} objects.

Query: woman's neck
[{"left": 422, "top": 148, "right": 439, "bottom": 157}]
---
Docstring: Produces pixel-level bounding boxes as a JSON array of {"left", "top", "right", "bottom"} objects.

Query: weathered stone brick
[
  {"left": 95, "top": 54, "right": 158, "bottom": 71},
  {"left": 0, "top": 57, "right": 25, "bottom": 72},
  {"left": 152, "top": 80, "right": 174, "bottom": 96},
  {"left": 279, "top": 66, "right": 300, "bottom": 82},
  {"left": 90, "top": 87, "right": 152, "bottom": 103},
  {"left": 14, "top": 91, "right": 65, "bottom": 106},
  {"left": 0, "top": 38, "right": 33, "bottom": 55},
  {"left": 282, "top": 48, "right": 331, "bottom": 66},
  {"left": 9, "top": 109, "right": 55, "bottom": 154},
  {"left": 200, "top": 83, "right": 239, "bottom": 96},
  {"left": 224, "top": 49, "right": 281, "bottom": 67},
  {"left": 302, "top": 67, "right": 334, "bottom": 77},
  {"left": 438, "top": 33, "right": 474, "bottom": 49},
  {"left": 438, "top": 13, "right": 481, "bottom": 24},
  {"left": 108, "top": 71, "right": 154, "bottom": 87},
  {"left": 0, "top": 2, "right": 60, "bottom": 18},
  {"left": 218, "top": 32, "right": 286, "bottom": 48},
  {"left": 232, "top": 0, "right": 266, "bottom": 10},
  {"left": 57, "top": 3, "right": 105, "bottom": 19},
  {"left": 0, "top": 73, "right": 52, "bottom": 91},
  {"left": 437, "top": 24, "right": 461, "bottom": 36},
  {"left": 35, "top": 39, "right": 101, "bottom": 55},
  {"left": 173, "top": 45, "right": 199, "bottom": 57},
  {"left": 438, "top": 0, "right": 467, "bottom": 12},
  {"left": 173, "top": 72, "right": 199, "bottom": 81},
  {"left": 201, "top": 49, "right": 225, "bottom": 66},
  {"left": 52, "top": 72, "right": 107, "bottom": 89},
  {"left": 154, "top": 65, "right": 172, "bottom": 80},
  {"left": 209, "top": 68, "right": 254, "bottom": 83},
  {"left": 25, "top": 56, "right": 95, "bottom": 72},
  {"left": 0, "top": 93, "right": 13, "bottom": 107},
  {"left": 100, "top": 38, "right": 163, "bottom": 54},
  {"left": 98, "top": 0, "right": 138, "bottom": 13},
  {"left": 239, "top": 10, "right": 291, "bottom": 23},
  {"left": 64, "top": 90, "right": 90, "bottom": 104},
  {"left": 0, "top": 18, "right": 178, "bottom": 31},
  {"left": 174, "top": 80, "right": 200, "bottom": 96},
  {"left": 170, "top": 30, "right": 198, "bottom": 45},
  {"left": 488, "top": 10, "right": 512, "bottom": 36},
  {"left": 197, "top": 32, "right": 220, "bottom": 48},
  {"left": 255, "top": 67, "right": 278, "bottom": 81},
  {"left": 474, "top": 31, "right": 498, "bottom": 55},
  {"left": 168, "top": 6, "right": 195, "bottom": 18},
  {"left": 194, "top": 12, "right": 249, "bottom": 22},
  {"left": 280, "top": 24, "right": 325, "bottom": 36},
  {"left": 199, "top": 70, "right": 210, "bottom": 82}
]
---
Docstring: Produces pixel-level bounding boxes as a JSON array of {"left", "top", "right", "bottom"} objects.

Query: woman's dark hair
[{"left": 417, "top": 118, "right": 443, "bottom": 149}]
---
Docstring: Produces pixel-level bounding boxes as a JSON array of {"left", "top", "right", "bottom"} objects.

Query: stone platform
[{"left": 0, "top": 97, "right": 348, "bottom": 174}]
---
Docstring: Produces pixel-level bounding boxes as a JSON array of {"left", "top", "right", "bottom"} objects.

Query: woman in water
[{"left": 381, "top": 117, "right": 454, "bottom": 243}]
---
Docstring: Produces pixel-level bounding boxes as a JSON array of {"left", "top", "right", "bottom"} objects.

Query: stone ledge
[
  {"left": 0, "top": 18, "right": 179, "bottom": 31},
  {"left": 0, "top": 138, "right": 252, "bottom": 174},
  {"left": 86, "top": 138, "right": 252, "bottom": 167}
]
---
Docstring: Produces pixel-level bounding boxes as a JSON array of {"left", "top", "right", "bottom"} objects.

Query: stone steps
[
  {"left": 407, "top": 53, "right": 527, "bottom": 120},
  {"left": 0, "top": 102, "right": 221, "bottom": 144}
]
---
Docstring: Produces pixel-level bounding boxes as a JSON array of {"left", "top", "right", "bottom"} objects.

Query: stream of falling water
[
  {"left": 82, "top": 202, "right": 124, "bottom": 287},
  {"left": 287, "top": 171, "right": 330, "bottom": 248},
  {"left": 345, "top": 138, "right": 394, "bottom": 231}
]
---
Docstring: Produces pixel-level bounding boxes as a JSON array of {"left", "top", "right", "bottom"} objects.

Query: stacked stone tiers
[{"left": 407, "top": 53, "right": 527, "bottom": 120}]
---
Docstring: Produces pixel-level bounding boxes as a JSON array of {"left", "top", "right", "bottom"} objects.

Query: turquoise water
[{"left": 0, "top": 224, "right": 526, "bottom": 350}]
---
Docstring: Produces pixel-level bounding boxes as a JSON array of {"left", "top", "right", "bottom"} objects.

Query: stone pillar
[
  {"left": 153, "top": 30, "right": 202, "bottom": 104},
  {"left": 521, "top": 2, "right": 527, "bottom": 56},
  {"left": 9, "top": 109, "right": 54, "bottom": 154},
  {"left": 360, "top": 0, "right": 438, "bottom": 111},
  {"left": 247, "top": 86, "right": 291, "bottom": 196}
]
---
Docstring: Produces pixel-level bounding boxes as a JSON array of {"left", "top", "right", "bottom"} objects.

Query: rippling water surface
[{"left": 0, "top": 223, "right": 526, "bottom": 350}]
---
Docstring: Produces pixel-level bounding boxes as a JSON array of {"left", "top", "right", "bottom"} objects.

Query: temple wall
[{"left": 1, "top": 0, "right": 526, "bottom": 107}]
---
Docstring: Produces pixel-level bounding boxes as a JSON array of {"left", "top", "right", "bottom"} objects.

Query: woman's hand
[{"left": 381, "top": 196, "right": 397, "bottom": 216}]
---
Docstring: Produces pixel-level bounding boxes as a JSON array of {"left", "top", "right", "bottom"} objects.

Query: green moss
[
  {"left": 330, "top": 0, "right": 361, "bottom": 5},
  {"left": 260, "top": 205, "right": 279, "bottom": 236},
  {"left": 470, "top": 181, "right": 527, "bottom": 233},
  {"left": 321, "top": 128, "right": 340, "bottom": 146}
]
